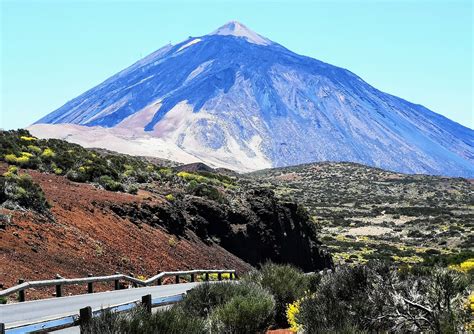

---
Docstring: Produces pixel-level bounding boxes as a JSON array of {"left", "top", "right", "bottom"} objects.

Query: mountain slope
[
  {"left": 33, "top": 21, "right": 474, "bottom": 177},
  {"left": 0, "top": 130, "right": 332, "bottom": 294},
  {"left": 248, "top": 162, "right": 474, "bottom": 264}
]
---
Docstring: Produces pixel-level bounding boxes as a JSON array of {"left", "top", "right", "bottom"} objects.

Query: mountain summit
[
  {"left": 210, "top": 21, "right": 272, "bottom": 45},
  {"left": 32, "top": 22, "right": 474, "bottom": 176}
]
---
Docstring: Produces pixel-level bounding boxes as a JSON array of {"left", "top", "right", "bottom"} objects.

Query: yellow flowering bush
[
  {"left": 20, "top": 136, "right": 36, "bottom": 141},
  {"left": 4, "top": 152, "right": 31, "bottom": 165},
  {"left": 78, "top": 166, "right": 87, "bottom": 173},
  {"left": 168, "top": 237, "right": 177, "bottom": 247},
  {"left": 177, "top": 171, "right": 208, "bottom": 183},
  {"left": 146, "top": 164, "right": 155, "bottom": 172},
  {"left": 449, "top": 258, "right": 474, "bottom": 273},
  {"left": 137, "top": 275, "right": 147, "bottom": 281},
  {"left": 392, "top": 255, "right": 424, "bottom": 264},
  {"left": 4, "top": 153, "right": 18, "bottom": 163},
  {"left": 3, "top": 165, "right": 18, "bottom": 178},
  {"left": 158, "top": 168, "right": 173, "bottom": 176},
  {"left": 286, "top": 299, "right": 302, "bottom": 332},
  {"left": 465, "top": 293, "right": 474, "bottom": 331},
  {"left": 460, "top": 259, "right": 474, "bottom": 273},
  {"left": 27, "top": 145, "right": 42, "bottom": 154},
  {"left": 21, "top": 152, "right": 33, "bottom": 158},
  {"left": 41, "top": 147, "right": 55, "bottom": 158},
  {"left": 209, "top": 272, "right": 231, "bottom": 280}
]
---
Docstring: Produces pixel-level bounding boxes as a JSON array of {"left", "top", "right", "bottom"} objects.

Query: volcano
[{"left": 31, "top": 21, "right": 474, "bottom": 177}]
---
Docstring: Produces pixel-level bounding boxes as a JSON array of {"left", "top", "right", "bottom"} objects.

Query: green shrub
[
  {"left": 191, "top": 184, "right": 225, "bottom": 202},
  {"left": 178, "top": 170, "right": 235, "bottom": 188},
  {"left": 0, "top": 296, "right": 7, "bottom": 304},
  {"left": 210, "top": 289, "right": 275, "bottom": 333},
  {"left": 181, "top": 281, "right": 262, "bottom": 317},
  {"left": 82, "top": 306, "right": 206, "bottom": 334},
  {"left": 0, "top": 130, "right": 152, "bottom": 191},
  {"left": 187, "top": 179, "right": 199, "bottom": 192},
  {"left": 243, "top": 262, "right": 310, "bottom": 327},
  {"left": 65, "top": 169, "right": 89, "bottom": 183},
  {"left": 297, "top": 265, "right": 376, "bottom": 332},
  {"left": 183, "top": 281, "right": 275, "bottom": 333},
  {"left": 1, "top": 167, "right": 50, "bottom": 213},
  {"left": 126, "top": 184, "right": 138, "bottom": 195},
  {"left": 98, "top": 175, "right": 124, "bottom": 192},
  {"left": 297, "top": 262, "right": 471, "bottom": 333}
]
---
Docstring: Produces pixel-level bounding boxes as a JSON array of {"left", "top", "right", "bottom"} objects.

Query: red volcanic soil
[{"left": 0, "top": 166, "right": 252, "bottom": 300}]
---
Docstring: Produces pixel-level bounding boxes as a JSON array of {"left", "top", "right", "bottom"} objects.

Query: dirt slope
[{"left": 0, "top": 166, "right": 252, "bottom": 299}]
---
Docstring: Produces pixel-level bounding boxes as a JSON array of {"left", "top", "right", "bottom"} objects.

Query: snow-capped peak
[
  {"left": 210, "top": 21, "right": 271, "bottom": 46},
  {"left": 33, "top": 21, "right": 474, "bottom": 178}
]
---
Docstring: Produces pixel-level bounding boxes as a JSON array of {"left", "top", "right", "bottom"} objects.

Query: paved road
[{"left": 0, "top": 282, "right": 199, "bottom": 328}]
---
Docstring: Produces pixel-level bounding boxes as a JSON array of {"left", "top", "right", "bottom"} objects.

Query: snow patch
[
  {"left": 210, "top": 21, "right": 271, "bottom": 46},
  {"left": 177, "top": 38, "right": 201, "bottom": 52},
  {"left": 185, "top": 60, "right": 214, "bottom": 83},
  {"left": 123, "top": 75, "right": 155, "bottom": 90},
  {"left": 116, "top": 101, "right": 162, "bottom": 130},
  {"left": 28, "top": 123, "right": 202, "bottom": 165},
  {"left": 30, "top": 99, "right": 272, "bottom": 172},
  {"left": 152, "top": 101, "right": 272, "bottom": 171}
]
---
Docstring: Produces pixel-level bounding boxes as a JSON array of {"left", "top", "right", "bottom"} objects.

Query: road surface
[{"left": 0, "top": 282, "right": 199, "bottom": 329}]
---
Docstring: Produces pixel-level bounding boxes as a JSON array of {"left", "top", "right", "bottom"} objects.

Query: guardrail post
[
  {"left": 55, "top": 274, "right": 63, "bottom": 297},
  {"left": 0, "top": 322, "right": 5, "bottom": 334},
  {"left": 142, "top": 294, "right": 152, "bottom": 313},
  {"left": 205, "top": 273, "right": 209, "bottom": 281},
  {"left": 130, "top": 273, "right": 138, "bottom": 288},
  {"left": 88, "top": 273, "right": 93, "bottom": 293},
  {"left": 18, "top": 279, "right": 25, "bottom": 302},
  {"left": 175, "top": 275, "right": 179, "bottom": 284},
  {"left": 191, "top": 273, "right": 195, "bottom": 282},
  {"left": 218, "top": 273, "right": 222, "bottom": 281},
  {"left": 79, "top": 306, "right": 92, "bottom": 332},
  {"left": 156, "top": 271, "right": 162, "bottom": 285},
  {"left": 114, "top": 272, "right": 120, "bottom": 290}
]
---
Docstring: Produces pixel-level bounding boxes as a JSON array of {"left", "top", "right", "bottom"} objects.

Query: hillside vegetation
[
  {"left": 2, "top": 129, "right": 473, "bottom": 286},
  {"left": 83, "top": 262, "right": 473, "bottom": 333},
  {"left": 0, "top": 130, "right": 331, "bottom": 292},
  {"left": 0, "top": 129, "right": 174, "bottom": 195},
  {"left": 249, "top": 163, "right": 474, "bottom": 267}
]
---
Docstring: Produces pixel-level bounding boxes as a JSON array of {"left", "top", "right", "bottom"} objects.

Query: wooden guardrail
[
  {"left": 2, "top": 292, "right": 187, "bottom": 334},
  {"left": 0, "top": 269, "right": 237, "bottom": 302}
]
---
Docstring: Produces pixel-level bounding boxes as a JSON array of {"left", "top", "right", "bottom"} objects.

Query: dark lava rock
[{"left": 109, "top": 188, "right": 332, "bottom": 272}]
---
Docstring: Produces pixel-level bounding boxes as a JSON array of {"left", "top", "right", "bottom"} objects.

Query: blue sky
[{"left": 1, "top": 0, "right": 472, "bottom": 129}]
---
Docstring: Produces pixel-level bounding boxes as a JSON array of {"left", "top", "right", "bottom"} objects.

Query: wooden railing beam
[{"left": 0, "top": 269, "right": 237, "bottom": 299}]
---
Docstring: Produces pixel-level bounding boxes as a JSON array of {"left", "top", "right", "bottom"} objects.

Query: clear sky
[{"left": 1, "top": 0, "right": 472, "bottom": 130}]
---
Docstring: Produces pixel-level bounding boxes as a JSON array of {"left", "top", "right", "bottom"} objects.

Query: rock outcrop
[{"left": 110, "top": 188, "right": 332, "bottom": 272}]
